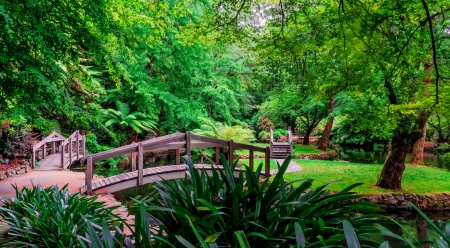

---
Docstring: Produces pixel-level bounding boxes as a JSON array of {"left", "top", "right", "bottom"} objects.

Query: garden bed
[{"left": 0, "top": 159, "right": 31, "bottom": 181}]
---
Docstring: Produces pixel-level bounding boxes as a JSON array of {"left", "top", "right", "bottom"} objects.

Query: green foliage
[
  {"left": 85, "top": 133, "right": 126, "bottom": 170},
  {"left": 99, "top": 100, "right": 156, "bottom": 140},
  {"left": 0, "top": 184, "right": 121, "bottom": 247},
  {"left": 193, "top": 117, "right": 256, "bottom": 143},
  {"left": 131, "top": 155, "right": 402, "bottom": 247},
  {"left": 443, "top": 153, "right": 450, "bottom": 170}
]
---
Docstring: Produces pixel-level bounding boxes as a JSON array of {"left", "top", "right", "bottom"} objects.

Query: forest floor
[{"left": 284, "top": 159, "right": 450, "bottom": 194}]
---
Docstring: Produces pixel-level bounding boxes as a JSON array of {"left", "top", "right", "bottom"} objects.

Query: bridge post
[
  {"left": 138, "top": 143, "right": 143, "bottom": 186},
  {"left": 52, "top": 142, "right": 56, "bottom": 154},
  {"left": 60, "top": 145, "right": 64, "bottom": 169},
  {"left": 175, "top": 149, "right": 180, "bottom": 165},
  {"left": 82, "top": 134, "right": 86, "bottom": 156},
  {"left": 228, "top": 140, "right": 234, "bottom": 166},
  {"left": 215, "top": 147, "right": 220, "bottom": 165},
  {"left": 69, "top": 137, "right": 72, "bottom": 165},
  {"left": 186, "top": 132, "right": 191, "bottom": 158},
  {"left": 249, "top": 150, "right": 254, "bottom": 170},
  {"left": 76, "top": 130, "right": 79, "bottom": 160},
  {"left": 265, "top": 147, "right": 270, "bottom": 177},
  {"left": 86, "top": 156, "right": 93, "bottom": 195},
  {"left": 131, "top": 151, "right": 136, "bottom": 171},
  {"left": 43, "top": 143, "right": 46, "bottom": 159},
  {"left": 31, "top": 150, "right": 35, "bottom": 169}
]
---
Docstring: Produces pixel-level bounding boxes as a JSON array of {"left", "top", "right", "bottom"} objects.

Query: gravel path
[{"left": 270, "top": 159, "right": 302, "bottom": 175}]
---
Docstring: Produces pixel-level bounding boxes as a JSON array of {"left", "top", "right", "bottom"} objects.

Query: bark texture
[
  {"left": 302, "top": 127, "right": 313, "bottom": 145},
  {"left": 318, "top": 100, "right": 335, "bottom": 151},
  {"left": 376, "top": 114, "right": 427, "bottom": 190},
  {"left": 411, "top": 120, "right": 427, "bottom": 165}
]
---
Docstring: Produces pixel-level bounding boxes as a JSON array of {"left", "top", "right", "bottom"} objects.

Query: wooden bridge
[
  {"left": 31, "top": 130, "right": 85, "bottom": 170},
  {"left": 78, "top": 132, "right": 271, "bottom": 195},
  {"left": 270, "top": 127, "right": 293, "bottom": 159}
]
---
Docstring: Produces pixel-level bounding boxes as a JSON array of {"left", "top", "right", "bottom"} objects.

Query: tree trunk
[
  {"left": 302, "top": 127, "right": 313, "bottom": 145},
  {"left": 411, "top": 120, "right": 427, "bottom": 165},
  {"left": 317, "top": 116, "right": 334, "bottom": 151},
  {"left": 416, "top": 220, "right": 430, "bottom": 248},
  {"left": 318, "top": 100, "right": 335, "bottom": 151},
  {"left": 376, "top": 114, "right": 427, "bottom": 190}
]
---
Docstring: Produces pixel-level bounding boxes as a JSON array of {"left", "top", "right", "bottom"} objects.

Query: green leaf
[{"left": 343, "top": 220, "right": 361, "bottom": 248}]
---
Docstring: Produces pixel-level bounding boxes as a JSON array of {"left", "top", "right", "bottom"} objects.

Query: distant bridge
[{"left": 77, "top": 132, "right": 271, "bottom": 195}]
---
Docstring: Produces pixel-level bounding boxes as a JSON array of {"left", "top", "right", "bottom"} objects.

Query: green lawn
[
  {"left": 235, "top": 143, "right": 331, "bottom": 157},
  {"left": 282, "top": 160, "right": 450, "bottom": 194}
]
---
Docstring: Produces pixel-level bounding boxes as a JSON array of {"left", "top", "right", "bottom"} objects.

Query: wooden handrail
[
  {"left": 83, "top": 131, "right": 272, "bottom": 194},
  {"left": 60, "top": 130, "right": 85, "bottom": 169},
  {"left": 31, "top": 131, "right": 66, "bottom": 168}
]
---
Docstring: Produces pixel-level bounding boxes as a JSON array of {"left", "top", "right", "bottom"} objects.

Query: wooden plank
[
  {"left": 60, "top": 148, "right": 64, "bottom": 170},
  {"left": 86, "top": 156, "right": 93, "bottom": 195},
  {"left": 52, "top": 142, "right": 56, "bottom": 154},
  {"left": 43, "top": 143, "right": 46, "bottom": 159},
  {"left": 265, "top": 147, "right": 270, "bottom": 177},
  {"left": 138, "top": 143, "right": 143, "bottom": 186},
  {"left": 175, "top": 149, "right": 180, "bottom": 165},
  {"left": 186, "top": 132, "right": 191, "bottom": 157},
  {"left": 215, "top": 147, "right": 220, "bottom": 165}
]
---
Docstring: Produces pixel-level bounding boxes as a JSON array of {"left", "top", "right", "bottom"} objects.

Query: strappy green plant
[
  {"left": 0, "top": 183, "right": 122, "bottom": 247},
  {"left": 130, "top": 155, "right": 409, "bottom": 247}
]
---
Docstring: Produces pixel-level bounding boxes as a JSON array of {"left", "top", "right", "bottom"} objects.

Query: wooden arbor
[{"left": 79, "top": 132, "right": 271, "bottom": 195}]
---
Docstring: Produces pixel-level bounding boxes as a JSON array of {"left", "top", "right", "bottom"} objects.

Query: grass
[
  {"left": 282, "top": 159, "right": 450, "bottom": 194},
  {"left": 237, "top": 158, "right": 278, "bottom": 170},
  {"left": 235, "top": 143, "right": 332, "bottom": 157}
]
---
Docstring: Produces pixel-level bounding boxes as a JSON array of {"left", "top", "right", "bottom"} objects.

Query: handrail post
[
  {"left": 249, "top": 149, "right": 254, "bottom": 171},
  {"left": 86, "top": 156, "right": 93, "bottom": 195},
  {"left": 228, "top": 140, "right": 234, "bottom": 166},
  {"left": 76, "top": 130, "right": 80, "bottom": 160},
  {"left": 60, "top": 145, "right": 64, "bottom": 169},
  {"left": 215, "top": 147, "right": 220, "bottom": 165},
  {"left": 42, "top": 143, "right": 46, "bottom": 159},
  {"left": 265, "top": 147, "right": 270, "bottom": 177},
  {"left": 175, "top": 149, "right": 180, "bottom": 165},
  {"left": 82, "top": 134, "right": 86, "bottom": 156},
  {"left": 52, "top": 142, "right": 56, "bottom": 154},
  {"left": 186, "top": 132, "right": 191, "bottom": 158},
  {"left": 138, "top": 143, "right": 143, "bottom": 186},
  {"left": 68, "top": 137, "right": 72, "bottom": 165},
  {"left": 31, "top": 149, "right": 35, "bottom": 169}
]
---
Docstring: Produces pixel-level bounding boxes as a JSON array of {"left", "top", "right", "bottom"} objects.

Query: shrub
[
  {"left": 0, "top": 183, "right": 122, "bottom": 247},
  {"left": 130, "top": 155, "right": 406, "bottom": 247},
  {"left": 443, "top": 152, "right": 450, "bottom": 170}
]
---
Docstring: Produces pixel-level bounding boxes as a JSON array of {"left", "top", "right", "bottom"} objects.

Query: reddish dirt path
[{"left": 0, "top": 170, "right": 89, "bottom": 197}]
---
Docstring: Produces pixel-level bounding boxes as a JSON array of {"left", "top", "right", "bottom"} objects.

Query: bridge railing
[
  {"left": 80, "top": 132, "right": 270, "bottom": 195},
  {"left": 60, "top": 130, "right": 85, "bottom": 169},
  {"left": 31, "top": 131, "right": 66, "bottom": 168}
]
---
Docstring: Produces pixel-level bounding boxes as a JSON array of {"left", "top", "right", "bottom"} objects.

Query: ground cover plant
[
  {"left": 285, "top": 160, "right": 450, "bottom": 194},
  {"left": 0, "top": 183, "right": 122, "bottom": 247}
]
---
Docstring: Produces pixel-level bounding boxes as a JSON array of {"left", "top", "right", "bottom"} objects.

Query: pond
[{"left": 336, "top": 146, "right": 448, "bottom": 169}]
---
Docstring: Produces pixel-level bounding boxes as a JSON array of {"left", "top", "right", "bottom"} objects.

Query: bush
[
  {"left": 0, "top": 183, "right": 122, "bottom": 247},
  {"left": 130, "top": 155, "right": 405, "bottom": 247},
  {"left": 443, "top": 152, "right": 450, "bottom": 170}
]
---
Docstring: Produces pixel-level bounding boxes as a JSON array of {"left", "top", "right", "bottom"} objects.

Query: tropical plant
[
  {"left": 0, "top": 183, "right": 122, "bottom": 247},
  {"left": 129, "top": 155, "right": 408, "bottom": 247},
  {"left": 98, "top": 100, "right": 156, "bottom": 142},
  {"left": 193, "top": 117, "right": 255, "bottom": 144},
  {"left": 411, "top": 202, "right": 450, "bottom": 248}
]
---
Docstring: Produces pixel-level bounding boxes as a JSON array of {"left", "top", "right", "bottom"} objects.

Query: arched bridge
[{"left": 77, "top": 132, "right": 271, "bottom": 195}]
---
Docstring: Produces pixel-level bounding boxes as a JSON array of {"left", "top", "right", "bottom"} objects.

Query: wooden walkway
[
  {"left": 80, "top": 164, "right": 259, "bottom": 194},
  {"left": 35, "top": 152, "right": 84, "bottom": 171}
]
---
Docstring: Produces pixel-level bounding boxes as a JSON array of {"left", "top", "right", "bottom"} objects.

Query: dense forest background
[{"left": 1, "top": 0, "right": 449, "bottom": 188}]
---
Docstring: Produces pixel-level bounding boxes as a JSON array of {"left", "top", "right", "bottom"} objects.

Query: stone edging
[
  {"left": 0, "top": 165, "right": 31, "bottom": 181},
  {"left": 362, "top": 193, "right": 450, "bottom": 210}
]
